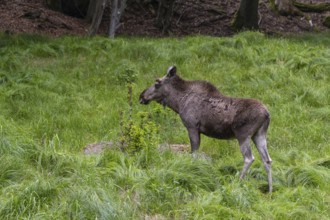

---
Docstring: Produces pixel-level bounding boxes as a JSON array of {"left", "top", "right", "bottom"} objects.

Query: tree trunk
[
  {"left": 156, "top": 0, "right": 176, "bottom": 34},
  {"left": 109, "top": 0, "right": 119, "bottom": 38},
  {"left": 87, "top": 0, "right": 107, "bottom": 36},
  {"left": 86, "top": 0, "right": 97, "bottom": 21},
  {"left": 108, "top": 0, "right": 127, "bottom": 38},
  {"left": 232, "top": 0, "right": 259, "bottom": 30}
]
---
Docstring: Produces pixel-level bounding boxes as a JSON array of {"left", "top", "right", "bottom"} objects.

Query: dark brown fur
[{"left": 140, "top": 66, "right": 273, "bottom": 192}]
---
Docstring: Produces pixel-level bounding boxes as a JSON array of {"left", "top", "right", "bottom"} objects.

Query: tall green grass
[{"left": 0, "top": 31, "right": 329, "bottom": 219}]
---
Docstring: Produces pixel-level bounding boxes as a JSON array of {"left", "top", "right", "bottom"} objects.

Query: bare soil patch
[{"left": 0, "top": 0, "right": 329, "bottom": 37}]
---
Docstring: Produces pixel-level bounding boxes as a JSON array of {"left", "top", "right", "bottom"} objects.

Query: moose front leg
[{"left": 187, "top": 128, "right": 200, "bottom": 153}]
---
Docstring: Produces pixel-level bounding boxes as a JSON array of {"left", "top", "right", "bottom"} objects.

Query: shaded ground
[
  {"left": 0, "top": 0, "right": 87, "bottom": 36},
  {"left": 0, "top": 0, "right": 329, "bottom": 37}
]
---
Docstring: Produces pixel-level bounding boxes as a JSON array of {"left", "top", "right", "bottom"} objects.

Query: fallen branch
[
  {"left": 180, "top": 1, "right": 225, "bottom": 15},
  {"left": 194, "top": 15, "right": 226, "bottom": 27},
  {"left": 293, "top": 1, "right": 330, "bottom": 13}
]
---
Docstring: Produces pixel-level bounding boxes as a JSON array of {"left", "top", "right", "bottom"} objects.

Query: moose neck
[{"left": 162, "top": 76, "right": 189, "bottom": 114}]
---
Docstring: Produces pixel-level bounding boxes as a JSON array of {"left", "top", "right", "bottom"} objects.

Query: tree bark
[
  {"left": 87, "top": 0, "right": 107, "bottom": 36},
  {"left": 156, "top": 0, "right": 176, "bottom": 34},
  {"left": 232, "top": 0, "right": 259, "bottom": 30},
  {"left": 109, "top": 0, "right": 127, "bottom": 38},
  {"left": 86, "top": 0, "right": 97, "bottom": 21},
  {"left": 109, "top": 0, "right": 119, "bottom": 38}
]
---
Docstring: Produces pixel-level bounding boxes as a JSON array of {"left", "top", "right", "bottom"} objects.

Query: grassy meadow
[{"left": 0, "top": 31, "right": 329, "bottom": 219}]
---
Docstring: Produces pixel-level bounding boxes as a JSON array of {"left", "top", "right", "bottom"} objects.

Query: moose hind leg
[
  {"left": 238, "top": 137, "right": 255, "bottom": 179},
  {"left": 253, "top": 132, "right": 272, "bottom": 193}
]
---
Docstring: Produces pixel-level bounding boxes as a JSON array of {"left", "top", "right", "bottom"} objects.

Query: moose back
[{"left": 139, "top": 66, "right": 273, "bottom": 192}]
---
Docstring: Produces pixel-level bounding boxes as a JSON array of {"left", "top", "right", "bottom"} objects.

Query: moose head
[{"left": 139, "top": 66, "right": 177, "bottom": 106}]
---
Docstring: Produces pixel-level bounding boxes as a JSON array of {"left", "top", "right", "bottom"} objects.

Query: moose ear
[{"left": 166, "top": 66, "right": 176, "bottom": 77}]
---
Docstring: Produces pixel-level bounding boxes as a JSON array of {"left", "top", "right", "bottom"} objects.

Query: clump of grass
[
  {"left": 184, "top": 191, "right": 240, "bottom": 219},
  {"left": 62, "top": 186, "right": 119, "bottom": 219},
  {"left": 314, "top": 158, "right": 330, "bottom": 169},
  {"left": 138, "top": 154, "right": 219, "bottom": 215},
  {"left": 256, "top": 186, "right": 329, "bottom": 219},
  {"left": 0, "top": 155, "right": 28, "bottom": 187},
  {"left": 285, "top": 165, "right": 330, "bottom": 188},
  {"left": 0, "top": 176, "right": 62, "bottom": 219}
]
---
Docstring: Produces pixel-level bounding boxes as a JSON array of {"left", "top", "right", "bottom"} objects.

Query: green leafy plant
[
  {"left": 119, "top": 111, "right": 159, "bottom": 155},
  {"left": 118, "top": 71, "right": 159, "bottom": 155}
]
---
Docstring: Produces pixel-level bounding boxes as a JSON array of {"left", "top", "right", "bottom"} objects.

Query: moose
[{"left": 139, "top": 66, "right": 273, "bottom": 192}]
